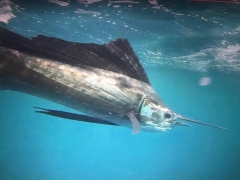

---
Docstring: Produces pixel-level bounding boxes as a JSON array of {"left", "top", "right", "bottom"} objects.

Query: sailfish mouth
[{"left": 178, "top": 116, "right": 226, "bottom": 130}]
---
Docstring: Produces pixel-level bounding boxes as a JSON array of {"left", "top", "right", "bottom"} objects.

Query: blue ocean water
[{"left": 0, "top": 0, "right": 240, "bottom": 179}]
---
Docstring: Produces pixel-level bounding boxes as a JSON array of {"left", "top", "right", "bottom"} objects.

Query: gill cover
[{"left": 139, "top": 98, "right": 183, "bottom": 131}]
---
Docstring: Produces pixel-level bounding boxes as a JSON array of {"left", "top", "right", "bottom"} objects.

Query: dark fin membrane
[
  {"left": 0, "top": 27, "right": 151, "bottom": 85},
  {"left": 34, "top": 107, "right": 118, "bottom": 126}
]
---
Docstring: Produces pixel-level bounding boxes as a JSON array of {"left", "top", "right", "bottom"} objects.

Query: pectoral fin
[{"left": 126, "top": 112, "right": 140, "bottom": 135}]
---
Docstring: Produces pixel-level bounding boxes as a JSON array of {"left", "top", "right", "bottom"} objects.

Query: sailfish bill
[
  {"left": 0, "top": 27, "right": 225, "bottom": 134},
  {"left": 178, "top": 116, "right": 226, "bottom": 130}
]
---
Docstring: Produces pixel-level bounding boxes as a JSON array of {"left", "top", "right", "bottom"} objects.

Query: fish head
[
  {"left": 139, "top": 97, "right": 226, "bottom": 131},
  {"left": 139, "top": 98, "right": 186, "bottom": 131}
]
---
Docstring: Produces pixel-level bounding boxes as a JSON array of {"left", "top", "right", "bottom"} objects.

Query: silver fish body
[
  {"left": 0, "top": 47, "right": 173, "bottom": 131},
  {"left": 0, "top": 27, "right": 225, "bottom": 132}
]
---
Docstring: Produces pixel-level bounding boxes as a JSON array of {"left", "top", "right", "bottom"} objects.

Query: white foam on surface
[
  {"left": 74, "top": 9, "right": 101, "bottom": 16},
  {"left": 49, "top": 0, "right": 69, "bottom": 6},
  {"left": 139, "top": 43, "right": 238, "bottom": 72},
  {"left": 222, "top": 26, "right": 240, "bottom": 36},
  {"left": 77, "top": 0, "right": 102, "bottom": 4},
  {"left": 148, "top": 0, "right": 157, "bottom": 5},
  {"left": 109, "top": 0, "right": 139, "bottom": 4},
  {"left": 0, "top": 0, "right": 15, "bottom": 24}
]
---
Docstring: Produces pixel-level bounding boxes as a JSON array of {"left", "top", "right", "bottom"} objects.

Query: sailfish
[{"left": 0, "top": 27, "right": 225, "bottom": 134}]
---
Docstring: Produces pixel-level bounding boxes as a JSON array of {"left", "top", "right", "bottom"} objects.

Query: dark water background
[{"left": 0, "top": 0, "right": 240, "bottom": 179}]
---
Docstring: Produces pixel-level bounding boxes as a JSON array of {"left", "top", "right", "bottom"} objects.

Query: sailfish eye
[{"left": 164, "top": 113, "right": 171, "bottom": 119}]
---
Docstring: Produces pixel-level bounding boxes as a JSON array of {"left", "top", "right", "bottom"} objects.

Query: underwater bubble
[{"left": 199, "top": 77, "right": 212, "bottom": 86}]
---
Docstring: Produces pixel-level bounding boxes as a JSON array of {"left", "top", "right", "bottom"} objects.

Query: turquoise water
[{"left": 1, "top": 0, "right": 240, "bottom": 179}]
